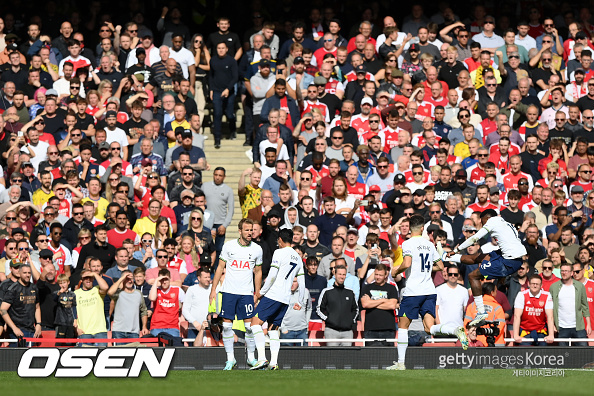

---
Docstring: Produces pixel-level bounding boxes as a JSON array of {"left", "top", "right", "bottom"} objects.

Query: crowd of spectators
[{"left": 0, "top": 1, "right": 593, "bottom": 347}]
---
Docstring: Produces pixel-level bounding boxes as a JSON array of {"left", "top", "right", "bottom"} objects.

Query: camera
[{"left": 474, "top": 320, "right": 500, "bottom": 347}]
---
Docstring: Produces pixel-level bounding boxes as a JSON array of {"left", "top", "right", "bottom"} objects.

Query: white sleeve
[
  {"left": 181, "top": 287, "right": 196, "bottom": 323},
  {"left": 544, "top": 293, "right": 553, "bottom": 310},
  {"left": 178, "top": 287, "right": 185, "bottom": 303},
  {"left": 178, "top": 260, "right": 188, "bottom": 275},
  {"left": 513, "top": 292, "right": 525, "bottom": 309}
]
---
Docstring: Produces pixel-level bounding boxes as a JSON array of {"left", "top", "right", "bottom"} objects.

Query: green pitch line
[{"left": 3, "top": 369, "right": 593, "bottom": 396}]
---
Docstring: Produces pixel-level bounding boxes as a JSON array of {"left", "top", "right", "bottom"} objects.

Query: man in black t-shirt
[
  {"left": 360, "top": 264, "right": 399, "bottom": 346},
  {"left": 34, "top": 256, "right": 60, "bottom": 331},
  {"left": 0, "top": 264, "right": 41, "bottom": 342},
  {"left": 205, "top": 17, "right": 243, "bottom": 61}
]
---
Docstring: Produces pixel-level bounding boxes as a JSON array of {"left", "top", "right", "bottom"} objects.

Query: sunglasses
[
  {"left": 542, "top": 266, "right": 553, "bottom": 270},
  {"left": 509, "top": 55, "right": 519, "bottom": 59},
  {"left": 37, "top": 238, "right": 47, "bottom": 243},
  {"left": 584, "top": 116, "right": 594, "bottom": 119},
  {"left": 582, "top": 170, "right": 592, "bottom": 174},
  {"left": 555, "top": 118, "right": 566, "bottom": 121},
  {"left": 324, "top": 39, "right": 333, "bottom": 42},
  {"left": 573, "top": 269, "right": 583, "bottom": 274},
  {"left": 485, "top": 84, "right": 496, "bottom": 87},
  {"left": 73, "top": 211, "right": 84, "bottom": 215},
  {"left": 109, "top": 178, "right": 119, "bottom": 182},
  {"left": 157, "top": 255, "right": 168, "bottom": 259},
  {"left": 18, "top": 247, "right": 29, "bottom": 251},
  {"left": 478, "top": 154, "right": 489, "bottom": 157},
  {"left": 182, "top": 172, "right": 193, "bottom": 176},
  {"left": 459, "top": 115, "right": 470, "bottom": 118},
  {"left": 448, "top": 273, "right": 459, "bottom": 276},
  {"left": 5, "top": 216, "right": 16, "bottom": 220},
  {"left": 128, "top": 29, "right": 138, "bottom": 33},
  {"left": 48, "top": 152, "right": 59, "bottom": 155},
  {"left": 413, "top": 172, "right": 423, "bottom": 175},
  {"left": 45, "top": 212, "right": 56, "bottom": 216},
  {"left": 458, "top": 35, "right": 469, "bottom": 38},
  {"left": 430, "top": 211, "right": 441, "bottom": 214},
  {"left": 80, "top": 236, "right": 91, "bottom": 240},
  {"left": 148, "top": 175, "right": 158, "bottom": 179},
  {"left": 369, "top": 120, "right": 380, "bottom": 123},
  {"left": 484, "top": 21, "right": 494, "bottom": 24},
  {"left": 377, "top": 165, "right": 388, "bottom": 169},
  {"left": 111, "top": 147, "right": 121, "bottom": 150},
  {"left": 301, "top": 177, "right": 310, "bottom": 181},
  {"left": 70, "top": 86, "right": 80, "bottom": 89},
  {"left": 53, "top": 231, "right": 62, "bottom": 235}
]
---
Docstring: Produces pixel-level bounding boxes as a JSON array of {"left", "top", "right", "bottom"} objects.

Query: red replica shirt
[
  {"left": 489, "top": 142, "right": 521, "bottom": 157},
  {"left": 302, "top": 100, "right": 329, "bottom": 123},
  {"left": 151, "top": 286, "right": 183, "bottom": 330},
  {"left": 379, "top": 127, "right": 401, "bottom": 153},
  {"left": 304, "top": 164, "right": 329, "bottom": 189},
  {"left": 519, "top": 289, "right": 551, "bottom": 332},
  {"left": 540, "top": 275, "right": 560, "bottom": 292},
  {"left": 480, "top": 119, "right": 498, "bottom": 144},
  {"left": 351, "top": 114, "right": 370, "bottom": 135},
  {"left": 467, "top": 202, "right": 499, "bottom": 213},
  {"left": 583, "top": 279, "right": 594, "bottom": 328},
  {"left": 403, "top": 169, "right": 430, "bottom": 183},
  {"left": 347, "top": 182, "right": 367, "bottom": 200},
  {"left": 48, "top": 244, "right": 69, "bottom": 275},
  {"left": 501, "top": 171, "right": 531, "bottom": 191},
  {"left": 467, "top": 165, "right": 486, "bottom": 185},
  {"left": 416, "top": 101, "right": 435, "bottom": 120},
  {"left": 106, "top": 228, "right": 139, "bottom": 249}
]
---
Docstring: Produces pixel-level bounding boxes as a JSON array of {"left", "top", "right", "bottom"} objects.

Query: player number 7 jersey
[{"left": 263, "top": 247, "right": 303, "bottom": 305}]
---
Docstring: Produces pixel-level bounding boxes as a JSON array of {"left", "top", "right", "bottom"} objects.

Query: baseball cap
[
  {"left": 180, "top": 129, "right": 192, "bottom": 139},
  {"left": 576, "top": 31, "right": 588, "bottom": 40},
  {"left": 413, "top": 189, "right": 426, "bottom": 196},
  {"left": 268, "top": 209, "right": 282, "bottom": 219},
  {"left": 369, "top": 185, "right": 381, "bottom": 192},
  {"left": 45, "top": 89, "right": 59, "bottom": 97},
  {"left": 356, "top": 64, "right": 367, "bottom": 74},
  {"left": 394, "top": 174, "right": 406, "bottom": 184},
  {"left": 361, "top": 97, "right": 373, "bottom": 106},
  {"left": 105, "top": 110, "right": 117, "bottom": 119},
  {"left": 575, "top": 68, "right": 586, "bottom": 75},
  {"left": 9, "top": 259, "right": 22, "bottom": 269},
  {"left": 571, "top": 185, "right": 585, "bottom": 194},
  {"left": 6, "top": 42, "right": 18, "bottom": 51},
  {"left": 39, "top": 249, "right": 54, "bottom": 259},
  {"left": 347, "top": 227, "right": 358, "bottom": 235},
  {"left": 22, "top": 161, "right": 34, "bottom": 168},
  {"left": 368, "top": 204, "right": 381, "bottom": 213},
  {"left": 455, "top": 169, "right": 467, "bottom": 178},
  {"left": 136, "top": 48, "right": 146, "bottom": 56},
  {"left": 260, "top": 59, "right": 271, "bottom": 68},
  {"left": 409, "top": 43, "right": 420, "bottom": 52},
  {"left": 174, "top": 126, "right": 186, "bottom": 136},
  {"left": 489, "top": 186, "right": 500, "bottom": 195},
  {"left": 141, "top": 158, "right": 153, "bottom": 167},
  {"left": 392, "top": 69, "right": 404, "bottom": 78},
  {"left": 98, "top": 142, "right": 110, "bottom": 150},
  {"left": 293, "top": 56, "right": 304, "bottom": 64}
]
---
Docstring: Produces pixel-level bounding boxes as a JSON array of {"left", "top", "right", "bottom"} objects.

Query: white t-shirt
[
  {"left": 558, "top": 284, "right": 576, "bottom": 328},
  {"left": 22, "top": 141, "right": 50, "bottom": 173},
  {"left": 182, "top": 284, "right": 211, "bottom": 325},
  {"left": 401, "top": 236, "right": 440, "bottom": 297},
  {"left": 258, "top": 165, "right": 275, "bottom": 187},
  {"left": 105, "top": 127, "right": 128, "bottom": 158},
  {"left": 262, "top": 247, "right": 303, "bottom": 304},
  {"left": 220, "top": 239, "right": 263, "bottom": 296},
  {"left": 436, "top": 283, "right": 469, "bottom": 327},
  {"left": 169, "top": 47, "right": 195, "bottom": 79},
  {"left": 259, "top": 140, "right": 289, "bottom": 165}
]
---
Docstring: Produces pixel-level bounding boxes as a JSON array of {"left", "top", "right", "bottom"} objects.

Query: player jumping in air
[
  {"left": 210, "top": 218, "right": 263, "bottom": 371},
  {"left": 444, "top": 209, "right": 527, "bottom": 327},
  {"left": 388, "top": 215, "right": 468, "bottom": 371},
  {"left": 250, "top": 229, "right": 305, "bottom": 370}
]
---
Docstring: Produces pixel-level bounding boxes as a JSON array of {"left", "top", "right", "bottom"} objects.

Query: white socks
[
  {"left": 430, "top": 323, "right": 458, "bottom": 336},
  {"left": 251, "top": 324, "right": 266, "bottom": 361},
  {"left": 268, "top": 330, "right": 280, "bottom": 366},
  {"left": 244, "top": 323, "right": 256, "bottom": 362},
  {"left": 474, "top": 295, "right": 485, "bottom": 314},
  {"left": 222, "top": 322, "right": 234, "bottom": 361},
  {"left": 397, "top": 328, "right": 408, "bottom": 364}
]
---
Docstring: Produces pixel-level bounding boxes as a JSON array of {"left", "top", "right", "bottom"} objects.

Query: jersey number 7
[
  {"left": 285, "top": 262, "right": 298, "bottom": 279},
  {"left": 419, "top": 253, "right": 431, "bottom": 272}
]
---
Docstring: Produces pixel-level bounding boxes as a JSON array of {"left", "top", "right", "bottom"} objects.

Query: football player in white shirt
[
  {"left": 446, "top": 209, "right": 527, "bottom": 327},
  {"left": 209, "top": 218, "right": 263, "bottom": 370},
  {"left": 387, "top": 215, "right": 468, "bottom": 371},
  {"left": 250, "top": 229, "right": 305, "bottom": 370}
]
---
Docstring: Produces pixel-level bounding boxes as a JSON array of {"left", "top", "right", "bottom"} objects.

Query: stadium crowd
[{"left": 0, "top": 0, "right": 593, "bottom": 348}]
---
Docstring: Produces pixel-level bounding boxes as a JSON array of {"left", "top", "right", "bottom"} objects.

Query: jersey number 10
[{"left": 419, "top": 253, "right": 431, "bottom": 272}]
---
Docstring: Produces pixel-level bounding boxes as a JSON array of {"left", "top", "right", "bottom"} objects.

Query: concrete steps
[{"left": 201, "top": 122, "right": 253, "bottom": 242}]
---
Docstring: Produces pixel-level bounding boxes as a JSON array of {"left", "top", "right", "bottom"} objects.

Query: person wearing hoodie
[{"left": 281, "top": 206, "right": 304, "bottom": 231}]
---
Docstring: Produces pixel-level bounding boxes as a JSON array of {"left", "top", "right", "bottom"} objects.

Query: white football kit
[
  {"left": 458, "top": 216, "right": 527, "bottom": 259},
  {"left": 261, "top": 247, "right": 304, "bottom": 304},
  {"left": 401, "top": 236, "right": 440, "bottom": 297},
  {"left": 219, "top": 239, "right": 263, "bottom": 296}
]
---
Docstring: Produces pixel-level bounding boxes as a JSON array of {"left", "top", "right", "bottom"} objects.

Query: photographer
[{"left": 464, "top": 282, "right": 505, "bottom": 346}]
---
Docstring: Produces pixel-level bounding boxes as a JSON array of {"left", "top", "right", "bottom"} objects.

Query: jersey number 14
[{"left": 420, "top": 253, "right": 431, "bottom": 272}]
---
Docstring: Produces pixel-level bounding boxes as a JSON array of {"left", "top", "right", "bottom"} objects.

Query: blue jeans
[
  {"left": 558, "top": 327, "right": 588, "bottom": 346},
  {"left": 79, "top": 332, "right": 108, "bottom": 347},
  {"left": 150, "top": 328, "right": 180, "bottom": 337},
  {"left": 280, "top": 329, "right": 308, "bottom": 346},
  {"left": 112, "top": 331, "right": 139, "bottom": 345},
  {"left": 212, "top": 90, "right": 236, "bottom": 142},
  {"left": 7, "top": 329, "right": 35, "bottom": 347}
]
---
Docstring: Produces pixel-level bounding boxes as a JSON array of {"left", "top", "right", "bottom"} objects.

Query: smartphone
[
  {"left": 18, "top": 131, "right": 23, "bottom": 137},
  {"left": 372, "top": 244, "right": 378, "bottom": 250},
  {"left": 361, "top": 200, "right": 369, "bottom": 206}
]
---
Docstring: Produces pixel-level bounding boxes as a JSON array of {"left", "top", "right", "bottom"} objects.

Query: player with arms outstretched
[
  {"left": 445, "top": 209, "right": 527, "bottom": 326},
  {"left": 209, "top": 218, "right": 263, "bottom": 370},
  {"left": 250, "top": 229, "right": 305, "bottom": 370},
  {"left": 388, "top": 215, "right": 468, "bottom": 371}
]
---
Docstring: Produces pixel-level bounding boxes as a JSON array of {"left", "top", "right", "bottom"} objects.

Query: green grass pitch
[{"left": 3, "top": 370, "right": 594, "bottom": 396}]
